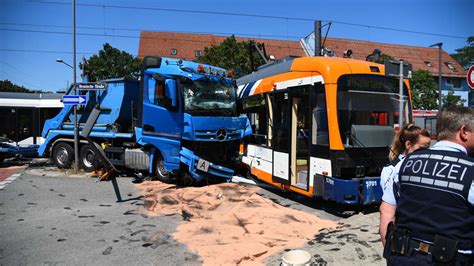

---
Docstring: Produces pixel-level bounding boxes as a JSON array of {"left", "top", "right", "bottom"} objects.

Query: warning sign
[{"left": 467, "top": 65, "right": 474, "bottom": 89}]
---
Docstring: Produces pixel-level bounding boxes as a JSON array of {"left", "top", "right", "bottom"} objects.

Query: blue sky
[{"left": 1, "top": 0, "right": 472, "bottom": 92}]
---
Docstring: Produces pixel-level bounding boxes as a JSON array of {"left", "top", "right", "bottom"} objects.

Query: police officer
[{"left": 380, "top": 107, "right": 474, "bottom": 265}]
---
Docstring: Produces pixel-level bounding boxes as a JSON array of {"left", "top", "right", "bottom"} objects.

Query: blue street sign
[
  {"left": 62, "top": 95, "right": 87, "bottom": 105},
  {"left": 77, "top": 82, "right": 108, "bottom": 90}
]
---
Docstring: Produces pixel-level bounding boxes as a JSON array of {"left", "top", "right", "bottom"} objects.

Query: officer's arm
[{"left": 379, "top": 201, "right": 396, "bottom": 246}]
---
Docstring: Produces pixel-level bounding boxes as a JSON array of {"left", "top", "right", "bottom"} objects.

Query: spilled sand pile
[{"left": 136, "top": 181, "right": 337, "bottom": 265}]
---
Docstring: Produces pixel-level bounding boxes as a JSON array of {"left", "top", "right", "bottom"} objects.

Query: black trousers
[{"left": 388, "top": 251, "right": 473, "bottom": 266}]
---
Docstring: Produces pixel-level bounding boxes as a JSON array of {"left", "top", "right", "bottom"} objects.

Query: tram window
[
  {"left": 242, "top": 96, "right": 269, "bottom": 146},
  {"left": 337, "top": 75, "right": 408, "bottom": 147},
  {"left": 311, "top": 91, "right": 329, "bottom": 145},
  {"left": 273, "top": 92, "right": 289, "bottom": 151}
]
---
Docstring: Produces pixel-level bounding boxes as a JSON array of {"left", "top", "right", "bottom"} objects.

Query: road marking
[{"left": 0, "top": 173, "right": 20, "bottom": 190}]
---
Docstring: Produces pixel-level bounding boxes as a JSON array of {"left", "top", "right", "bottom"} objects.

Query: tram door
[
  {"left": 289, "top": 87, "right": 310, "bottom": 190},
  {"left": 271, "top": 91, "right": 290, "bottom": 184}
]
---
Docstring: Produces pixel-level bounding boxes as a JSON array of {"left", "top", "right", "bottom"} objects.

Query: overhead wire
[
  {"left": 33, "top": 0, "right": 467, "bottom": 40},
  {"left": 0, "top": 28, "right": 304, "bottom": 51},
  {"left": 0, "top": 22, "right": 303, "bottom": 40}
]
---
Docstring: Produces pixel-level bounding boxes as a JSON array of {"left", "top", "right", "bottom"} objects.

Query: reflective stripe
[
  {"left": 448, "top": 182, "right": 464, "bottom": 191},
  {"left": 421, "top": 178, "right": 434, "bottom": 185},
  {"left": 429, "top": 154, "right": 443, "bottom": 160},
  {"left": 443, "top": 156, "right": 458, "bottom": 162},
  {"left": 458, "top": 159, "right": 474, "bottom": 166},
  {"left": 434, "top": 180, "right": 448, "bottom": 187}
]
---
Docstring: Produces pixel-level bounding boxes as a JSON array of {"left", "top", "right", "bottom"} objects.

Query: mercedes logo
[{"left": 216, "top": 128, "right": 227, "bottom": 140}]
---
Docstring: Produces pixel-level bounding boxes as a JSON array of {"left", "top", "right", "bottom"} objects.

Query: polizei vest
[{"left": 395, "top": 148, "right": 474, "bottom": 250}]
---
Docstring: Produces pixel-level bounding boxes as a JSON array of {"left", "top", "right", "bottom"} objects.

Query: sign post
[
  {"left": 385, "top": 60, "right": 412, "bottom": 127},
  {"left": 467, "top": 65, "right": 474, "bottom": 89}
]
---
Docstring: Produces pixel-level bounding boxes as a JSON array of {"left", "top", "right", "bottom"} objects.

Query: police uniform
[{"left": 383, "top": 141, "right": 474, "bottom": 265}]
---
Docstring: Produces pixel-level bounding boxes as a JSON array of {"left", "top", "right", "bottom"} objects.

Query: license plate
[{"left": 197, "top": 159, "right": 210, "bottom": 172}]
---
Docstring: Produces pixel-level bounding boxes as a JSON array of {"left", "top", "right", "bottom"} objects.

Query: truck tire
[
  {"left": 154, "top": 155, "right": 171, "bottom": 183},
  {"left": 52, "top": 142, "right": 74, "bottom": 169},
  {"left": 80, "top": 144, "right": 100, "bottom": 172}
]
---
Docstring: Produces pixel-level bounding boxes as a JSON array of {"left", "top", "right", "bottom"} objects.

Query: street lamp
[
  {"left": 429, "top": 43, "right": 443, "bottom": 111},
  {"left": 56, "top": 58, "right": 73, "bottom": 69}
]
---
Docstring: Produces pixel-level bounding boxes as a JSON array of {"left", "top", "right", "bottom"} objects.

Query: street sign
[
  {"left": 385, "top": 60, "right": 412, "bottom": 78},
  {"left": 77, "top": 82, "right": 108, "bottom": 90},
  {"left": 467, "top": 65, "right": 474, "bottom": 89},
  {"left": 62, "top": 95, "right": 87, "bottom": 105}
]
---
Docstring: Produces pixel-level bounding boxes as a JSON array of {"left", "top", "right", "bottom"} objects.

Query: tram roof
[{"left": 237, "top": 56, "right": 385, "bottom": 85}]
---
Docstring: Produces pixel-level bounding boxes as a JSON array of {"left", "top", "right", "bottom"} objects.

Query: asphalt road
[
  {"left": 0, "top": 169, "right": 201, "bottom": 265},
  {"left": 0, "top": 165, "right": 384, "bottom": 265}
]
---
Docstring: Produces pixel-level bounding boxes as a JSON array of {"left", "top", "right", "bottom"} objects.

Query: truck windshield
[
  {"left": 183, "top": 80, "right": 237, "bottom": 116},
  {"left": 337, "top": 74, "right": 411, "bottom": 148}
]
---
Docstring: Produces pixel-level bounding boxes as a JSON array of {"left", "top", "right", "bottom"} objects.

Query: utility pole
[
  {"left": 314, "top": 20, "right": 321, "bottom": 56},
  {"left": 73, "top": 0, "right": 79, "bottom": 173},
  {"left": 430, "top": 43, "right": 443, "bottom": 111}
]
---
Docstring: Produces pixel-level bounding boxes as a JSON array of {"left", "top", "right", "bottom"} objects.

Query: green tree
[
  {"left": 0, "top": 80, "right": 42, "bottom": 93},
  {"left": 410, "top": 70, "right": 438, "bottom": 110},
  {"left": 80, "top": 43, "right": 141, "bottom": 82},
  {"left": 197, "top": 36, "right": 265, "bottom": 78},
  {"left": 443, "top": 91, "right": 466, "bottom": 107},
  {"left": 451, "top": 36, "right": 474, "bottom": 68}
]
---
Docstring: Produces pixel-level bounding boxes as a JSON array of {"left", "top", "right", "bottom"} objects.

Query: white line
[{"left": 0, "top": 184, "right": 5, "bottom": 190}]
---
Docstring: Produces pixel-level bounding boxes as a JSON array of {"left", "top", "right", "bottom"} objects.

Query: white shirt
[{"left": 380, "top": 154, "right": 404, "bottom": 194}]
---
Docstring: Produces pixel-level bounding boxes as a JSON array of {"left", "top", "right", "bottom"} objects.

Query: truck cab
[{"left": 38, "top": 56, "right": 251, "bottom": 183}]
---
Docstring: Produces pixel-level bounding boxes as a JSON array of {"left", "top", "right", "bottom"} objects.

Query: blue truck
[{"left": 38, "top": 56, "right": 251, "bottom": 183}]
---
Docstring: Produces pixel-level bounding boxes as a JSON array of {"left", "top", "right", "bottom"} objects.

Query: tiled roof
[
  {"left": 323, "top": 37, "right": 466, "bottom": 77},
  {"left": 138, "top": 31, "right": 466, "bottom": 77}
]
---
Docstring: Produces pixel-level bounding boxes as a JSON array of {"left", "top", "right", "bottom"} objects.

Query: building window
[
  {"left": 446, "top": 78, "right": 461, "bottom": 88},
  {"left": 195, "top": 50, "right": 202, "bottom": 57},
  {"left": 170, "top": 48, "right": 177, "bottom": 55},
  {"left": 424, "top": 61, "right": 432, "bottom": 67},
  {"left": 445, "top": 62, "right": 455, "bottom": 71}
]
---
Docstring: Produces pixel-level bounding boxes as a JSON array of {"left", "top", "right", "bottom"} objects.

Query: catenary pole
[{"left": 73, "top": 0, "right": 79, "bottom": 173}]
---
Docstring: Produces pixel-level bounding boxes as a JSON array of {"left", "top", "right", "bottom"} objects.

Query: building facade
[{"left": 138, "top": 31, "right": 472, "bottom": 107}]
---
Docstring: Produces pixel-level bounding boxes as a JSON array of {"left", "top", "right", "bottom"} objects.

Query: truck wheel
[
  {"left": 52, "top": 142, "right": 74, "bottom": 169},
  {"left": 154, "top": 155, "right": 171, "bottom": 183},
  {"left": 80, "top": 144, "right": 100, "bottom": 172}
]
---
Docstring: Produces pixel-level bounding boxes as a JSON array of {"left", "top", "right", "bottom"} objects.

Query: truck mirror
[{"left": 165, "top": 79, "right": 178, "bottom": 108}]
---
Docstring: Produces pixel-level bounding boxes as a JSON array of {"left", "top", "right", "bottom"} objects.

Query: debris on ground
[
  {"left": 265, "top": 212, "right": 384, "bottom": 265},
  {"left": 136, "top": 181, "right": 337, "bottom": 265}
]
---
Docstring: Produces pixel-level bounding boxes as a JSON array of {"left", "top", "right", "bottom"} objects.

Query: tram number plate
[{"left": 197, "top": 159, "right": 210, "bottom": 172}]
